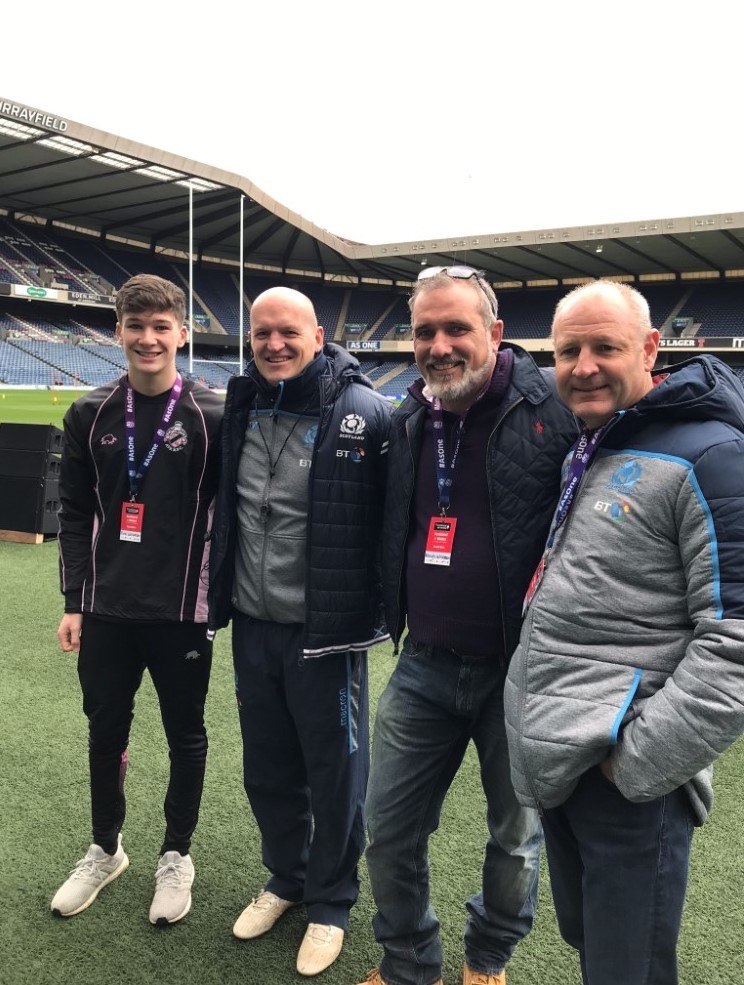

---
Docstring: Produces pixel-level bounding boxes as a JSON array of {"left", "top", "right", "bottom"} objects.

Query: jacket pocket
[
  {"left": 520, "top": 651, "right": 645, "bottom": 793},
  {"left": 609, "top": 667, "right": 643, "bottom": 744}
]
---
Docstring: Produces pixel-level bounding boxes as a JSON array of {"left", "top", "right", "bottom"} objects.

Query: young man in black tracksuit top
[{"left": 51, "top": 274, "right": 222, "bottom": 926}]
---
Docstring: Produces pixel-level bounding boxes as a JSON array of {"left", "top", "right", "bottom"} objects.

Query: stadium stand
[
  {"left": 370, "top": 297, "right": 411, "bottom": 342},
  {"left": 4, "top": 216, "right": 744, "bottom": 392},
  {"left": 0, "top": 340, "right": 77, "bottom": 385},
  {"left": 498, "top": 290, "right": 561, "bottom": 339},
  {"left": 180, "top": 352, "right": 241, "bottom": 389},
  {"left": 53, "top": 235, "right": 130, "bottom": 290},
  {"left": 343, "top": 290, "right": 397, "bottom": 338},
  {"left": 188, "top": 269, "right": 246, "bottom": 335},
  {"left": 9, "top": 339, "right": 123, "bottom": 386},
  {"left": 0, "top": 218, "right": 97, "bottom": 294},
  {"left": 676, "top": 282, "right": 744, "bottom": 337},
  {"left": 377, "top": 363, "right": 422, "bottom": 398}
]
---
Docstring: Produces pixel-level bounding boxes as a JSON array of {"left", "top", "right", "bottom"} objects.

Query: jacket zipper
[
  {"left": 486, "top": 393, "right": 524, "bottom": 663},
  {"left": 392, "top": 414, "right": 418, "bottom": 655},
  {"left": 515, "top": 414, "right": 621, "bottom": 813}
]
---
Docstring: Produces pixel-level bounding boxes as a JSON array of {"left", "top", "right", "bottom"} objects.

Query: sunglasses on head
[
  {"left": 416, "top": 266, "right": 496, "bottom": 317},
  {"left": 417, "top": 265, "right": 486, "bottom": 282}
]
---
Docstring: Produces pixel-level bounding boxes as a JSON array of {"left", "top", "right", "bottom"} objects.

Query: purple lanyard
[
  {"left": 430, "top": 397, "right": 466, "bottom": 514},
  {"left": 124, "top": 374, "right": 183, "bottom": 500},
  {"left": 545, "top": 425, "right": 606, "bottom": 549}
]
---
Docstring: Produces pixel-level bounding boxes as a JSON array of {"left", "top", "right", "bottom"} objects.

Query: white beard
[{"left": 423, "top": 357, "right": 495, "bottom": 408}]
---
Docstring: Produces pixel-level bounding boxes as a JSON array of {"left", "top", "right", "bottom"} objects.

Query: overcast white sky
[{"left": 2, "top": 1, "right": 741, "bottom": 245}]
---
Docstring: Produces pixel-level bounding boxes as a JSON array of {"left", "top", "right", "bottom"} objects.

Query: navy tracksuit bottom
[{"left": 232, "top": 613, "right": 369, "bottom": 930}]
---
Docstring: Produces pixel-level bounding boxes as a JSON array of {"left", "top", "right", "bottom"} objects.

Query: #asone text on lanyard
[
  {"left": 120, "top": 374, "right": 183, "bottom": 543},
  {"left": 547, "top": 424, "right": 606, "bottom": 549},
  {"left": 522, "top": 424, "right": 606, "bottom": 612},
  {"left": 124, "top": 373, "right": 183, "bottom": 500},
  {"left": 431, "top": 396, "right": 466, "bottom": 516},
  {"left": 423, "top": 396, "right": 470, "bottom": 567}
]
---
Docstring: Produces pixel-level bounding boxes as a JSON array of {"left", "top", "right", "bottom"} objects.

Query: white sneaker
[
  {"left": 297, "top": 923, "right": 345, "bottom": 975},
  {"left": 232, "top": 889, "right": 298, "bottom": 939},
  {"left": 51, "top": 835, "right": 129, "bottom": 917},
  {"left": 149, "top": 851, "right": 195, "bottom": 926}
]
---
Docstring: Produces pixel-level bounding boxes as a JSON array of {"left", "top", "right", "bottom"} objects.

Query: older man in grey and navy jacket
[{"left": 505, "top": 280, "right": 744, "bottom": 985}]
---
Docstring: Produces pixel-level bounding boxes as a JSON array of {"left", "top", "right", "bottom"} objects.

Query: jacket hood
[
  {"left": 618, "top": 355, "right": 744, "bottom": 435},
  {"left": 245, "top": 350, "right": 328, "bottom": 412},
  {"left": 323, "top": 341, "right": 374, "bottom": 390}
]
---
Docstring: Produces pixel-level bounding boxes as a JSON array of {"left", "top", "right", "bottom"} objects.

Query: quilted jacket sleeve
[
  {"left": 610, "top": 435, "right": 744, "bottom": 802},
  {"left": 58, "top": 402, "right": 96, "bottom": 612}
]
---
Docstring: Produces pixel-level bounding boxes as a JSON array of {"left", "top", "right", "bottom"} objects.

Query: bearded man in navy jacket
[{"left": 358, "top": 267, "right": 578, "bottom": 985}]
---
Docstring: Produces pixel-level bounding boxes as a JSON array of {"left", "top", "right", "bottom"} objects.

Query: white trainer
[
  {"left": 51, "top": 835, "right": 129, "bottom": 917},
  {"left": 149, "top": 851, "right": 195, "bottom": 926}
]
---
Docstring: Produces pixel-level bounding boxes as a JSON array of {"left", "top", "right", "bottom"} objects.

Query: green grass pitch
[
  {"left": 0, "top": 388, "right": 78, "bottom": 428},
  {"left": 0, "top": 394, "right": 742, "bottom": 984}
]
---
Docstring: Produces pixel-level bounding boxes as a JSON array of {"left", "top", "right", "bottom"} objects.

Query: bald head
[
  {"left": 251, "top": 287, "right": 318, "bottom": 325},
  {"left": 250, "top": 286, "right": 324, "bottom": 383}
]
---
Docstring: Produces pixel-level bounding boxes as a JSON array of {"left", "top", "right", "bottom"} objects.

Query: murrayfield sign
[{"left": 0, "top": 101, "right": 68, "bottom": 132}]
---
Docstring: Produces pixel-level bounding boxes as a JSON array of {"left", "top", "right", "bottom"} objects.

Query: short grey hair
[
  {"left": 409, "top": 271, "right": 499, "bottom": 330},
  {"left": 552, "top": 281, "right": 652, "bottom": 339}
]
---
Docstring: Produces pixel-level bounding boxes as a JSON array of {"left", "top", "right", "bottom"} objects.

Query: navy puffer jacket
[{"left": 208, "top": 343, "right": 392, "bottom": 656}]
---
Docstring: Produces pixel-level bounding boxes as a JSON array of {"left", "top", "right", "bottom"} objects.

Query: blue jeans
[
  {"left": 542, "top": 766, "right": 694, "bottom": 985},
  {"left": 365, "top": 637, "right": 540, "bottom": 985}
]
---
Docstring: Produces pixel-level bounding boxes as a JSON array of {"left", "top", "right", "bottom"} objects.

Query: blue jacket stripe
[
  {"left": 688, "top": 471, "right": 723, "bottom": 620},
  {"left": 610, "top": 668, "right": 643, "bottom": 744},
  {"left": 599, "top": 448, "right": 693, "bottom": 468}
]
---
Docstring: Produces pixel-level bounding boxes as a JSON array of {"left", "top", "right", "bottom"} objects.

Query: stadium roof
[{"left": 2, "top": 96, "right": 744, "bottom": 290}]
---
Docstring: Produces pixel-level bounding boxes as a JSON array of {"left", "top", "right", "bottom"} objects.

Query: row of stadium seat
[{"left": 2, "top": 217, "right": 744, "bottom": 339}]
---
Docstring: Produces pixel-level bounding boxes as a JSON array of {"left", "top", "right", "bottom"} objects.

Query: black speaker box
[
  {"left": 0, "top": 424, "right": 64, "bottom": 536},
  {"left": 0, "top": 477, "right": 60, "bottom": 535},
  {"left": 0, "top": 422, "right": 63, "bottom": 453},
  {"left": 0, "top": 449, "right": 61, "bottom": 480}
]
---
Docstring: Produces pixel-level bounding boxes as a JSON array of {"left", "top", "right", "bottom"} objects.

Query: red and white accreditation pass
[
  {"left": 120, "top": 502, "right": 145, "bottom": 543},
  {"left": 424, "top": 516, "right": 458, "bottom": 566},
  {"left": 522, "top": 556, "right": 545, "bottom": 614},
  {"left": 120, "top": 373, "right": 182, "bottom": 545}
]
